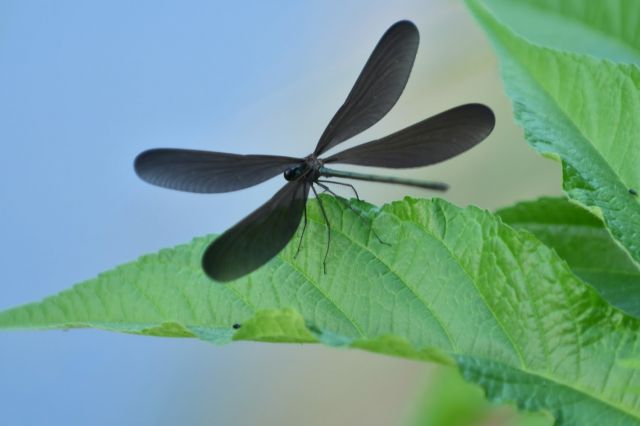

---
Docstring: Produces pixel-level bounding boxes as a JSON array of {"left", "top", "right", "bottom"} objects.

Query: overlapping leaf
[
  {"left": 466, "top": 0, "right": 640, "bottom": 266},
  {"left": 498, "top": 197, "right": 640, "bottom": 317}
]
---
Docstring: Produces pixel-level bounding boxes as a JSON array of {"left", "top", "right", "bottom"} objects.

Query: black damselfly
[{"left": 135, "top": 21, "right": 495, "bottom": 282}]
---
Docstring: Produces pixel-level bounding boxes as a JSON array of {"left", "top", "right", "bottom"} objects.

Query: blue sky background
[{"left": 0, "top": 1, "right": 561, "bottom": 425}]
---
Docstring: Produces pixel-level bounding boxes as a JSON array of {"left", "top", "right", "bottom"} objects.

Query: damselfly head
[
  {"left": 283, "top": 155, "right": 323, "bottom": 182},
  {"left": 284, "top": 164, "right": 307, "bottom": 181}
]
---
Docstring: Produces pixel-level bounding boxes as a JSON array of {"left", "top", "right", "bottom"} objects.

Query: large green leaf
[
  {"left": 497, "top": 197, "right": 640, "bottom": 317},
  {"left": 1, "top": 196, "right": 639, "bottom": 425},
  {"left": 466, "top": 0, "right": 640, "bottom": 265}
]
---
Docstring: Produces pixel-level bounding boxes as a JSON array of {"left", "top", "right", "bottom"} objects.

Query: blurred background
[{"left": 0, "top": 1, "right": 560, "bottom": 425}]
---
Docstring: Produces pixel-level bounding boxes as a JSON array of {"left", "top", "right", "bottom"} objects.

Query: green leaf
[
  {"left": 1, "top": 196, "right": 640, "bottom": 424},
  {"left": 497, "top": 197, "right": 640, "bottom": 317},
  {"left": 465, "top": 0, "right": 640, "bottom": 266}
]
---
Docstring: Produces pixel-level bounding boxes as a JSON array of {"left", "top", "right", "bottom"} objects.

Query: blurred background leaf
[{"left": 408, "top": 366, "right": 552, "bottom": 426}]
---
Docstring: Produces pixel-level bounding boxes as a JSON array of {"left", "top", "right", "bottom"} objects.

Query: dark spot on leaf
[
  {"left": 305, "top": 321, "right": 322, "bottom": 335},
  {"left": 232, "top": 323, "right": 242, "bottom": 329},
  {"left": 629, "top": 188, "right": 638, "bottom": 196}
]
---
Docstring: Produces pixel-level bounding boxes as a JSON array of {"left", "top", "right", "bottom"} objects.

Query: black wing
[
  {"left": 314, "top": 20, "right": 419, "bottom": 156},
  {"left": 135, "top": 148, "right": 301, "bottom": 193},
  {"left": 323, "top": 104, "right": 495, "bottom": 168},
  {"left": 202, "top": 181, "right": 309, "bottom": 282}
]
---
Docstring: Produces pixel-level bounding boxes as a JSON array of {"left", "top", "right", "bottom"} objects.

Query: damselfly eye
[{"left": 284, "top": 166, "right": 305, "bottom": 181}]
